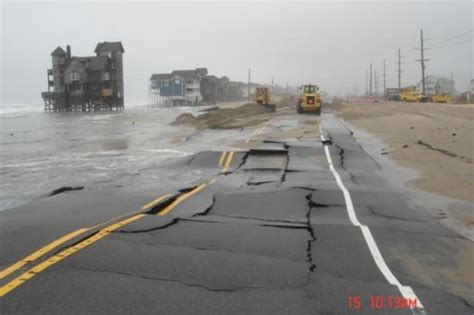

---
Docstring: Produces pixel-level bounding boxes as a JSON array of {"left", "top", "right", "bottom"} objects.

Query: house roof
[
  {"left": 51, "top": 46, "right": 67, "bottom": 56},
  {"left": 150, "top": 68, "right": 208, "bottom": 81},
  {"left": 171, "top": 70, "right": 199, "bottom": 80},
  {"left": 196, "top": 68, "right": 208, "bottom": 76},
  {"left": 150, "top": 73, "right": 175, "bottom": 81},
  {"left": 95, "top": 41, "right": 125, "bottom": 53}
]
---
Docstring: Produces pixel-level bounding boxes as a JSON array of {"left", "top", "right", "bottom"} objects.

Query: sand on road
[{"left": 329, "top": 100, "right": 473, "bottom": 235}]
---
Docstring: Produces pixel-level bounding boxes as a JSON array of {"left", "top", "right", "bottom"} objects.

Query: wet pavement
[{"left": 0, "top": 113, "right": 472, "bottom": 314}]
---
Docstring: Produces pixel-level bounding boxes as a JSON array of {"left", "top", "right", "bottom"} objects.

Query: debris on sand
[
  {"left": 173, "top": 103, "right": 274, "bottom": 129},
  {"left": 173, "top": 113, "right": 198, "bottom": 125}
]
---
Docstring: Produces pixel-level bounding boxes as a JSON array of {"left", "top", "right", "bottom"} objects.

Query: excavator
[{"left": 296, "top": 84, "right": 322, "bottom": 115}]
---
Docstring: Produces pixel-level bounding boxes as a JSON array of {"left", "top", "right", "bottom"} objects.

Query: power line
[
  {"left": 429, "top": 29, "right": 473, "bottom": 46},
  {"left": 429, "top": 38, "right": 472, "bottom": 49}
]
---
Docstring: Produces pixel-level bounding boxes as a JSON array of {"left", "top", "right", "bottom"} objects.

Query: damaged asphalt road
[{"left": 0, "top": 114, "right": 473, "bottom": 314}]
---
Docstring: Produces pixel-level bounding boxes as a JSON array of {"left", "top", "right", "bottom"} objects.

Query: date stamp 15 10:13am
[{"left": 348, "top": 295, "right": 419, "bottom": 310}]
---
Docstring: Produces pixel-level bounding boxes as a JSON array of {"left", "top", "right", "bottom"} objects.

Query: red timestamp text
[{"left": 348, "top": 295, "right": 418, "bottom": 310}]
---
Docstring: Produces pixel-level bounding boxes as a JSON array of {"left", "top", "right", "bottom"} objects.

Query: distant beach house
[
  {"left": 149, "top": 68, "right": 207, "bottom": 106},
  {"left": 42, "top": 41, "right": 125, "bottom": 112},
  {"left": 149, "top": 68, "right": 245, "bottom": 107}
]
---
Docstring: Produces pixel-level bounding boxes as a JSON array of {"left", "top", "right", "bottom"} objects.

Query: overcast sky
[{"left": 1, "top": 1, "right": 472, "bottom": 105}]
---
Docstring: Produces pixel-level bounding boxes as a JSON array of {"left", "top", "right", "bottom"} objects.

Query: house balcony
[{"left": 185, "top": 83, "right": 200, "bottom": 89}]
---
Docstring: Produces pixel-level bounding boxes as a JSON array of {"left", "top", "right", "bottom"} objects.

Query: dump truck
[
  {"left": 255, "top": 87, "right": 276, "bottom": 111},
  {"left": 431, "top": 93, "right": 451, "bottom": 103},
  {"left": 296, "top": 84, "right": 322, "bottom": 115},
  {"left": 400, "top": 88, "right": 428, "bottom": 102}
]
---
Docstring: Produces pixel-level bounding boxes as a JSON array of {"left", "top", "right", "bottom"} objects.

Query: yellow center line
[
  {"left": 222, "top": 151, "right": 235, "bottom": 172},
  {"left": 139, "top": 194, "right": 172, "bottom": 211},
  {"left": 0, "top": 228, "right": 89, "bottom": 280},
  {"left": 218, "top": 151, "right": 228, "bottom": 167},
  {"left": 245, "top": 119, "right": 271, "bottom": 143},
  {"left": 158, "top": 183, "right": 208, "bottom": 216},
  {"left": 0, "top": 214, "right": 145, "bottom": 298},
  {"left": 0, "top": 194, "right": 170, "bottom": 283},
  {"left": 0, "top": 120, "right": 273, "bottom": 297}
]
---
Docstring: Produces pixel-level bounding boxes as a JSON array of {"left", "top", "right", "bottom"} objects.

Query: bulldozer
[
  {"left": 296, "top": 84, "right": 322, "bottom": 115},
  {"left": 255, "top": 87, "right": 276, "bottom": 111}
]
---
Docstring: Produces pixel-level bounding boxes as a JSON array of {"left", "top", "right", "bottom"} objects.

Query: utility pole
[
  {"left": 369, "top": 62, "right": 373, "bottom": 96},
  {"left": 247, "top": 67, "right": 251, "bottom": 102},
  {"left": 450, "top": 72, "right": 454, "bottom": 95},
  {"left": 374, "top": 69, "right": 378, "bottom": 97},
  {"left": 416, "top": 29, "right": 429, "bottom": 94},
  {"left": 365, "top": 70, "right": 369, "bottom": 97},
  {"left": 383, "top": 59, "right": 387, "bottom": 99}
]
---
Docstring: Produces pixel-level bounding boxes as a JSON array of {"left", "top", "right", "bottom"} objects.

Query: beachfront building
[
  {"left": 417, "top": 75, "right": 455, "bottom": 95},
  {"left": 149, "top": 68, "right": 207, "bottom": 107},
  {"left": 42, "top": 41, "right": 125, "bottom": 112}
]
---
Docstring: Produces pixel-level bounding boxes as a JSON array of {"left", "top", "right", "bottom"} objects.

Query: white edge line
[{"left": 319, "top": 125, "right": 425, "bottom": 312}]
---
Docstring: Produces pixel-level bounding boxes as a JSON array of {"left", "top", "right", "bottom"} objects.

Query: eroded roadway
[{"left": 0, "top": 113, "right": 472, "bottom": 314}]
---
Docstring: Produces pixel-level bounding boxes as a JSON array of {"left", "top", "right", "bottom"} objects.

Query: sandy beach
[
  {"left": 329, "top": 100, "right": 473, "bottom": 202},
  {"left": 327, "top": 100, "right": 473, "bottom": 236}
]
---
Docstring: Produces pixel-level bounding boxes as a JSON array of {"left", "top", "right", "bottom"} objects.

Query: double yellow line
[
  {"left": 0, "top": 120, "right": 272, "bottom": 298},
  {"left": 0, "top": 213, "right": 146, "bottom": 298},
  {"left": 219, "top": 151, "right": 235, "bottom": 172},
  {"left": 245, "top": 120, "right": 271, "bottom": 144},
  {"left": 0, "top": 194, "right": 170, "bottom": 298}
]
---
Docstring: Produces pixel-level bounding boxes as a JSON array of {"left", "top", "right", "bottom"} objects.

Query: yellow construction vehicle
[
  {"left": 431, "top": 93, "right": 451, "bottom": 103},
  {"left": 400, "top": 88, "right": 428, "bottom": 102},
  {"left": 296, "top": 84, "right": 322, "bottom": 115},
  {"left": 255, "top": 87, "right": 276, "bottom": 111},
  {"left": 255, "top": 87, "right": 271, "bottom": 105}
]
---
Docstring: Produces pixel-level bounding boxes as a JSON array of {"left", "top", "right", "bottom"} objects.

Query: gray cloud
[{"left": 1, "top": 1, "right": 472, "bottom": 105}]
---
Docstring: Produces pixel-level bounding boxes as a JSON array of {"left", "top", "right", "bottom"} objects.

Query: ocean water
[{"left": 0, "top": 104, "right": 208, "bottom": 211}]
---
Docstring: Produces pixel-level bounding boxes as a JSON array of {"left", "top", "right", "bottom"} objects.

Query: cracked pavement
[{"left": 0, "top": 113, "right": 473, "bottom": 314}]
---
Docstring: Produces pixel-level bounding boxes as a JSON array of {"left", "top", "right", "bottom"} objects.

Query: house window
[
  {"left": 70, "top": 72, "right": 79, "bottom": 81},
  {"left": 111, "top": 62, "right": 116, "bottom": 69},
  {"left": 69, "top": 84, "right": 81, "bottom": 91},
  {"left": 102, "top": 72, "right": 110, "bottom": 81},
  {"left": 164, "top": 80, "right": 169, "bottom": 86},
  {"left": 187, "top": 80, "right": 193, "bottom": 84},
  {"left": 91, "top": 84, "right": 98, "bottom": 90},
  {"left": 175, "top": 79, "right": 180, "bottom": 84}
]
